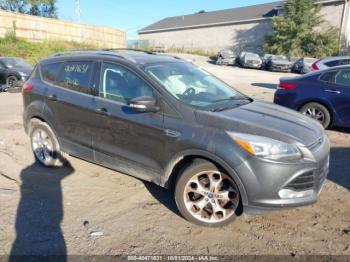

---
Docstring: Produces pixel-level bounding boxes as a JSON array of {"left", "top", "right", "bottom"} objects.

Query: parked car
[
  {"left": 216, "top": 48, "right": 236, "bottom": 66},
  {"left": 238, "top": 52, "right": 262, "bottom": 69},
  {"left": 274, "top": 65, "right": 350, "bottom": 129},
  {"left": 0, "top": 57, "right": 33, "bottom": 90},
  {"left": 265, "top": 55, "right": 293, "bottom": 72},
  {"left": 23, "top": 50, "right": 329, "bottom": 227},
  {"left": 311, "top": 56, "right": 350, "bottom": 71},
  {"left": 153, "top": 44, "right": 167, "bottom": 53},
  {"left": 292, "top": 57, "right": 318, "bottom": 74},
  {"left": 261, "top": 54, "right": 274, "bottom": 69}
]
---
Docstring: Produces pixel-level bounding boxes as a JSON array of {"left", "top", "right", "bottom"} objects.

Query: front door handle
[
  {"left": 325, "top": 89, "right": 341, "bottom": 94},
  {"left": 95, "top": 108, "right": 110, "bottom": 116},
  {"left": 48, "top": 94, "right": 58, "bottom": 101}
]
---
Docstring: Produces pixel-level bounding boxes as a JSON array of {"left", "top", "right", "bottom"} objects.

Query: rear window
[
  {"left": 57, "top": 61, "right": 94, "bottom": 94},
  {"left": 319, "top": 71, "right": 337, "bottom": 83},
  {"left": 41, "top": 63, "right": 62, "bottom": 85},
  {"left": 325, "top": 60, "right": 340, "bottom": 67}
]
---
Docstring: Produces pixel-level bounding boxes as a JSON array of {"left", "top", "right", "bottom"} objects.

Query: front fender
[{"left": 162, "top": 149, "right": 249, "bottom": 206}]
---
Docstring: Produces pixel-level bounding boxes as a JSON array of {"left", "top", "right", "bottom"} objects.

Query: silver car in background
[
  {"left": 311, "top": 56, "right": 350, "bottom": 71},
  {"left": 216, "top": 48, "right": 236, "bottom": 66},
  {"left": 238, "top": 52, "right": 262, "bottom": 69}
]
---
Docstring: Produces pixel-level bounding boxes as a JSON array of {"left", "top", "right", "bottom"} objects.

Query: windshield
[
  {"left": 1, "top": 58, "right": 32, "bottom": 69},
  {"left": 272, "top": 55, "right": 288, "bottom": 61},
  {"left": 246, "top": 53, "right": 260, "bottom": 59},
  {"left": 143, "top": 62, "right": 251, "bottom": 111}
]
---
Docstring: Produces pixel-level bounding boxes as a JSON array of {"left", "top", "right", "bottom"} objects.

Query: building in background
[
  {"left": 0, "top": 10, "right": 126, "bottom": 48},
  {"left": 139, "top": 0, "right": 350, "bottom": 53}
]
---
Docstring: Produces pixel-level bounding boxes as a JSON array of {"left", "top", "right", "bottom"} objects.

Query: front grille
[{"left": 285, "top": 172, "right": 315, "bottom": 191}]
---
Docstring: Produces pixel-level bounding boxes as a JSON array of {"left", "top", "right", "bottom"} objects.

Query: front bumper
[
  {"left": 271, "top": 65, "right": 292, "bottom": 72},
  {"left": 237, "top": 135, "right": 330, "bottom": 214}
]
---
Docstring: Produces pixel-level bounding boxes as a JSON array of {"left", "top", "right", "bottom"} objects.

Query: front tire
[
  {"left": 29, "top": 119, "right": 65, "bottom": 167},
  {"left": 175, "top": 160, "right": 241, "bottom": 227},
  {"left": 6, "top": 76, "right": 18, "bottom": 89},
  {"left": 300, "top": 102, "right": 331, "bottom": 128}
]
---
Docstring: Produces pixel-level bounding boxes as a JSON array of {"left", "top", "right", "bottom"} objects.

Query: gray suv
[{"left": 22, "top": 50, "right": 330, "bottom": 227}]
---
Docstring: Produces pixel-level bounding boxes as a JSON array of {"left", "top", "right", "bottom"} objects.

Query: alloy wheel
[
  {"left": 183, "top": 171, "right": 240, "bottom": 223},
  {"left": 303, "top": 107, "right": 325, "bottom": 124},
  {"left": 32, "top": 128, "right": 54, "bottom": 165}
]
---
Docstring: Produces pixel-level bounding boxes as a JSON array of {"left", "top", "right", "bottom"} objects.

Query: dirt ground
[{"left": 0, "top": 54, "right": 349, "bottom": 257}]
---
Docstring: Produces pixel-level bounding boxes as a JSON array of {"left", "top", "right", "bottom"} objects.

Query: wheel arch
[
  {"left": 297, "top": 99, "right": 336, "bottom": 126},
  {"left": 162, "top": 149, "right": 249, "bottom": 206}
]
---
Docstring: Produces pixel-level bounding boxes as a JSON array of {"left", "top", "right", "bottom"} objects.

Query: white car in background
[{"left": 311, "top": 56, "right": 350, "bottom": 71}]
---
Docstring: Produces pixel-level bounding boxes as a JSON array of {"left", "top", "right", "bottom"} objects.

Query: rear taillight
[
  {"left": 278, "top": 83, "right": 297, "bottom": 90},
  {"left": 311, "top": 60, "right": 320, "bottom": 71},
  {"left": 22, "top": 84, "right": 33, "bottom": 92}
]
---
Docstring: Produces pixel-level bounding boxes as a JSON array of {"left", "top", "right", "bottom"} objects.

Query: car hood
[
  {"left": 195, "top": 100, "right": 324, "bottom": 147},
  {"left": 271, "top": 60, "right": 293, "bottom": 66},
  {"left": 245, "top": 57, "right": 262, "bottom": 63}
]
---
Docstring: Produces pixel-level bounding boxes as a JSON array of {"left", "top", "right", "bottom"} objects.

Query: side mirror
[{"left": 128, "top": 96, "right": 159, "bottom": 112}]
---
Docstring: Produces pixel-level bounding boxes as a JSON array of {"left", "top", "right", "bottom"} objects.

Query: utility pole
[{"left": 75, "top": 0, "right": 82, "bottom": 23}]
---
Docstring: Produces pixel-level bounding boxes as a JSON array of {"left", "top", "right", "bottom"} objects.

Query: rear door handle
[
  {"left": 95, "top": 108, "right": 110, "bottom": 116},
  {"left": 48, "top": 94, "right": 58, "bottom": 101},
  {"left": 325, "top": 89, "right": 341, "bottom": 94}
]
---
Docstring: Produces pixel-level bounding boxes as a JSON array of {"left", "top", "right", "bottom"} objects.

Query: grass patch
[{"left": 0, "top": 34, "right": 96, "bottom": 64}]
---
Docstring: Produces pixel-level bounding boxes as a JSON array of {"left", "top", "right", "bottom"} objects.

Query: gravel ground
[{"left": 0, "top": 54, "right": 349, "bottom": 257}]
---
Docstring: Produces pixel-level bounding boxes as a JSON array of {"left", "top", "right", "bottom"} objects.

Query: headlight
[
  {"left": 19, "top": 72, "right": 28, "bottom": 77},
  {"left": 229, "top": 133, "right": 302, "bottom": 161}
]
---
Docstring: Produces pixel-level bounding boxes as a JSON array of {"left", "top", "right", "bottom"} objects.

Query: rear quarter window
[
  {"left": 41, "top": 62, "right": 62, "bottom": 85},
  {"left": 58, "top": 61, "right": 94, "bottom": 94},
  {"left": 325, "top": 60, "right": 340, "bottom": 67}
]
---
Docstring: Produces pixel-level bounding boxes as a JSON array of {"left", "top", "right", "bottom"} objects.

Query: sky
[{"left": 57, "top": 0, "right": 275, "bottom": 40}]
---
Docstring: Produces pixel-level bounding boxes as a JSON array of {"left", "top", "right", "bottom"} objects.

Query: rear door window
[
  {"left": 41, "top": 63, "right": 63, "bottom": 85},
  {"left": 335, "top": 70, "right": 350, "bottom": 86},
  {"left": 319, "top": 71, "right": 337, "bottom": 83},
  {"left": 325, "top": 60, "right": 340, "bottom": 67},
  {"left": 58, "top": 61, "right": 94, "bottom": 94}
]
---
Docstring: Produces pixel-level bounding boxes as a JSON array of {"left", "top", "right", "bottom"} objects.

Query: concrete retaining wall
[{"left": 0, "top": 10, "right": 126, "bottom": 48}]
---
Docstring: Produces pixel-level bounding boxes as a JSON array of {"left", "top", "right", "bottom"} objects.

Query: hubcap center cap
[{"left": 208, "top": 193, "right": 214, "bottom": 199}]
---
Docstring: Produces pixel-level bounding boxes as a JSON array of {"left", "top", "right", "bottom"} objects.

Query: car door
[
  {"left": 91, "top": 62, "right": 165, "bottom": 183},
  {"left": 41, "top": 60, "right": 96, "bottom": 160},
  {"left": 322, "top": 69, "right": 350, "bottom": 128}
]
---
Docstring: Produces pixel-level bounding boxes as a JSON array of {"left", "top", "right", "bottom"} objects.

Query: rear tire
[
  {"left": 300, "top": 102, "right": 331, "bottom": 128},
  {"left": 29, "top": 119, "right": 65, "bottom": 167},
  {"left": 174, "top": 159, "right": 241, "bottom": 227}
]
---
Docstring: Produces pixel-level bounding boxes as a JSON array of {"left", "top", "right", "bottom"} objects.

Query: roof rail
[
  {"left": 100, "top": 48, "right": 155, "bottom": 55},
  {"left": 49, "top": 49, "right": 131, "bottom": 60}
]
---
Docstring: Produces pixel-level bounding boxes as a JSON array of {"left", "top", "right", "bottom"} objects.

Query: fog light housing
[{"left": 278, "top": 189, "right": 314, "bottom": 199}]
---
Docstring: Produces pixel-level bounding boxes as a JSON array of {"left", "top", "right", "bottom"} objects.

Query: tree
[
  {"left": 0, "top": 0, "right": 57, "bottom": 18},
  {"left": 264, "top": 0, "right": 339, "bottom": 57}
]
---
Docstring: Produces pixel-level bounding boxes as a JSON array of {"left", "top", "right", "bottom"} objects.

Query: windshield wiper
[{"left": 213, "top": 96, "right": 251, "bottom": 103}]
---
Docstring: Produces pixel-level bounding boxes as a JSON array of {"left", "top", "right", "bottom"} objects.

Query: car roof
[
  {"left": 40, "top": 50, "right": 184, "bottom": 65},
  {"left": 320, "top": 56, "right": 350, "bottom": 62}
]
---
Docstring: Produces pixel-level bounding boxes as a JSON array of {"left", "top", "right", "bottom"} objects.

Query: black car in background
[
  {"left": 292, "top": 57, "right": 318, "bottom": 74},
  {"left": 265, "top": 55, "right": 293, "bottom": 72},
  {"left": 0, "top": 57, "right": 33, "bottom": 91}
]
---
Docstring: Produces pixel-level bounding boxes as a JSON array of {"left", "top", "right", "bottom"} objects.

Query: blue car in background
[{"left": 274, "top": 65, "right": 350, "bottom": 129}]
